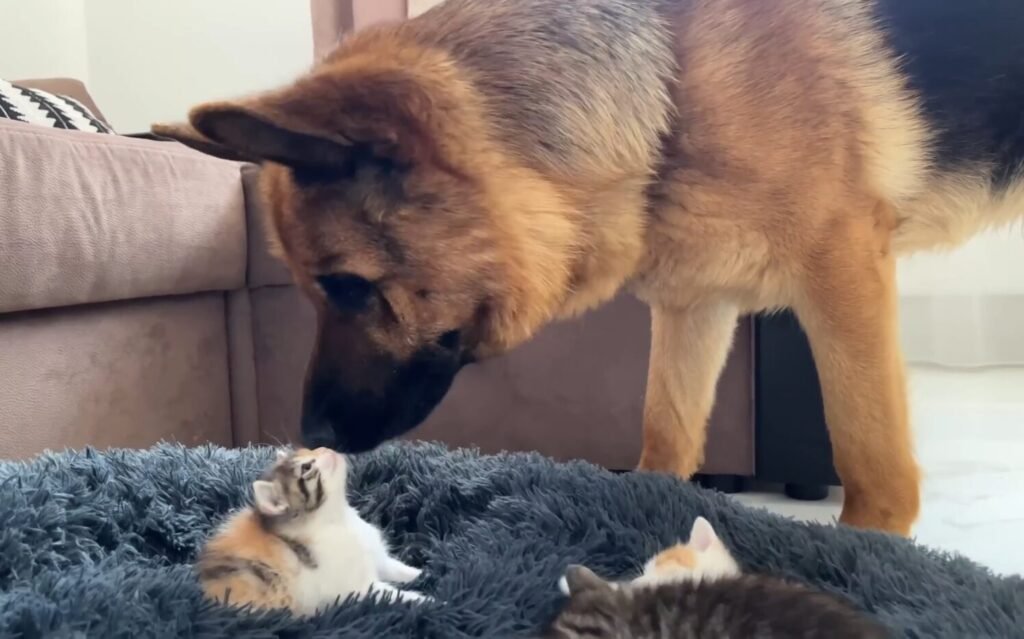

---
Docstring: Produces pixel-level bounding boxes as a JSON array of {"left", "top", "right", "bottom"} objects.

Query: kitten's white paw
[
  {"left": 381, "top": 557, "right": 423, "bottom": 584},
  {"left": 370, "top": 582, "right": 432, "bottom": 604},
  {"left": 558, "top": 575, "right": 570, "bottom": 595},
  {"left": 392, "top": 564, "right": 422, "bottom": 584},
  {"left": 397, "top": 589, "right": 432, "bottom": 604}
]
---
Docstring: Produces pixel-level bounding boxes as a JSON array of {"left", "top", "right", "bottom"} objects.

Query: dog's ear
[
  {"left": 150, "top": 121, "right": 259, "bottom": 163},
  {"left": 181, "top": 68, "right": 439, "bottom": 172}
]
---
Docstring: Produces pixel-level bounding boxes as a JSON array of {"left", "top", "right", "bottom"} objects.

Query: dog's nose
[{"left": 300, "top": 414, "right": 336, "bottom": 450}]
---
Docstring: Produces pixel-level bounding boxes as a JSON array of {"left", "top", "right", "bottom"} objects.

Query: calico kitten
[
  {"left": 197, "top": 447, "right": 428, "bottom": 615},
  {"left": 548, "top": 517, "right": 889, "bottom": 638},
  {"left": 557, "top": 517, "right": 739, "bottom": 594}
]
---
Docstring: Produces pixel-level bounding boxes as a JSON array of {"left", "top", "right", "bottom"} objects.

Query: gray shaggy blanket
[{"left": 0, "top": 443, "right": 1020, "bottom": 638}]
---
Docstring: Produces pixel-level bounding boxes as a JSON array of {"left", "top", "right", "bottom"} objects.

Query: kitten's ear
[
  {"left": 275, "top": 448, "right": 291, "bottom": 462},
  {"left": 688, "top": 516, "right": 720, "bottom": 552},
  {"left": 563, "top": 565, "right": 612, "bottom": 595},
  {"left": 252, "top": 480, "right": 288, "bottom": 517}
]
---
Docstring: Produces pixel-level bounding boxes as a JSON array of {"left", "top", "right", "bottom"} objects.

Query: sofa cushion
[
  {"left": 13, "top": 77, "right": 110, "bottom": 128},
  {"left": 0, "top": 119, "right": 247, "bottom": 314},
  {"left": 0, "top": 78, "right": 113, "bottom": 133}
]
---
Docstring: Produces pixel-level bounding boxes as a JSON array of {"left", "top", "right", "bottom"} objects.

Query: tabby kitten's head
[{"left": 251, "top": 447, "right": 348, "bottom": 525}]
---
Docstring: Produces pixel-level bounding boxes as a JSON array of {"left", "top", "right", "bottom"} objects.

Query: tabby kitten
[
  {"left": 197, "top": 447, "right": 428, "bottom": 615},
  {"left": 547, "top": 517, "right": 889, "bottom": 638}
]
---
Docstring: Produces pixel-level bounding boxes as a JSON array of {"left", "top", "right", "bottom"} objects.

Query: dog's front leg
[
  {"left": 637, "top": 300, "right": 739, "bottom": 478},
  {"left": 793, "top": 220, "right": 920, "bottom": 536}
]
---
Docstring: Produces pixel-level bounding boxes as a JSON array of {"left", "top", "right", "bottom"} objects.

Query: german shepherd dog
[{"left": 155, "top": 0, "right": 1024, "bottom": 536}]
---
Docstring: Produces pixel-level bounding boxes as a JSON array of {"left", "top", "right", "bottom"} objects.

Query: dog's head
[{"left": 156, "top": 46, "right": 583, "bottom": 452}]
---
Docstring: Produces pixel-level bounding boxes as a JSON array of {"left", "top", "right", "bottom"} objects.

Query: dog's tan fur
[{"left": 155, "top": 0, "right": 1024, "bottom": 536}]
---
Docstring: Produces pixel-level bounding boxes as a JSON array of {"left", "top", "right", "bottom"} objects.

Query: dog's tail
[{"left": 891, "top": 169, "right": 1024, "bottom": 255}]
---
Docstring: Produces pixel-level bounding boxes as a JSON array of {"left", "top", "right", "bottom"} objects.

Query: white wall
[
  {"left": 898, "top": 227, "right": 1024, "bottom": 366},
  {"left": 85, "top": 0, "right": 313, "bottom": 132},
  {"left": 0, "top": 0, "right": 89, "bottom": 81},
  {"left": 899, "top": 227, "right": 1024, "bottom": 297},
  {"left": 409, "top": 0, "right": 441, "bottom": 17},
  {"left": 0, "top": 0, "right": 312, "bottom": 132}
]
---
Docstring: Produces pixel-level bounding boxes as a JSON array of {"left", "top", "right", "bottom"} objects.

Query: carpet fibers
[{"left": 0, "top": 443, "right": 1020, "bottom": 638}]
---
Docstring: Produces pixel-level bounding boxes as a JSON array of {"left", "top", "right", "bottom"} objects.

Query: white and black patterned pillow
[{"left": 0, "top": 79, "right": 114, "bottom": 134}]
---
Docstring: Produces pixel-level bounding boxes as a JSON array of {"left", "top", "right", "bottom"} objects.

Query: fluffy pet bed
[{"left": 0, "top": 443, "right": 1020, "bottom": 638}]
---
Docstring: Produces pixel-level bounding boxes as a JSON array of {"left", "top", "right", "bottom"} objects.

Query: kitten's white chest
[{"left": 292, "top": 511, "right": 387, "bottom": 614}]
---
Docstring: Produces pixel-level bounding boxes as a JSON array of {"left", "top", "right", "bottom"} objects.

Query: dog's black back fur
[{"left": 876, "top": 0, "right": 1024, "bottom": 188}]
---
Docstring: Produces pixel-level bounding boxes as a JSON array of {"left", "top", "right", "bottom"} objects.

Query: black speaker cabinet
[{"left": 754, "top": 312, "right": 840, "bottom": 500}]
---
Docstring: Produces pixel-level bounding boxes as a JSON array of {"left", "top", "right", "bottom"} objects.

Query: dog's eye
[
  {"left": 289, "top": 163, "right": 354, "bottom": 187},
  {"left": 317, "top": 274, "right": 376, "bottom": 313},
  {"left": 437, "top": 330, "right": 461, "bottom": 352},
  {"left": 291, "top": 167, "right": 333, "bottom": 186}
]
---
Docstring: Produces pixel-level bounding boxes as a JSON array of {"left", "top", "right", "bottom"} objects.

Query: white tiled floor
[{"left": 733, "top": 365, "right": 1024, "bottom": 576}]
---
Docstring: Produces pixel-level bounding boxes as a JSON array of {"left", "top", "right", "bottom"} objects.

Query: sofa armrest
[{"left": 0, "top": 119, "right": 247, "bottom": 314}]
